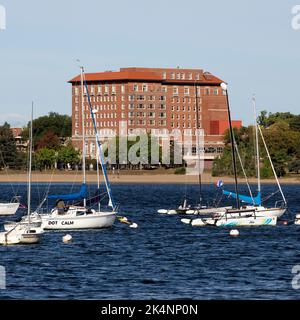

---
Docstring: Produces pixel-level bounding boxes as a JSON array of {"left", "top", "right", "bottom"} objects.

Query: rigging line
[
  {"left": 223, "top": 84, "right": 240, "bottom": 209},
  {"left": 194, "top": 82, "right": 202, "bottom": 206},
  {"left": 233, "top": 135, "right": 254, "bottom": 204},
  {"left": 257, "top": 125, "right": 287, "bottom": 206}
]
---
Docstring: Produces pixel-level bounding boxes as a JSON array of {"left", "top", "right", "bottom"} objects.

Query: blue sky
[{"left": 0, "top": 0, "right": 299, "bottom": 126}]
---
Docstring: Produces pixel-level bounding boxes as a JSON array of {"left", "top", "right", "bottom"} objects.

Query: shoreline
[{"left": 1, "top": 171, "right": 300, "bottom": 184}]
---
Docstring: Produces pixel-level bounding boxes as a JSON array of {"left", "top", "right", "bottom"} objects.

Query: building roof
[{"left": 69, "top": 68, "right": 224, "bottom": 85}]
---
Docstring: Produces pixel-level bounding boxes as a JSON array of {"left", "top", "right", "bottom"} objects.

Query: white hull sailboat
[
  {"left": 41, "top": 207, "right": 116, "bottom": 230},
  {"left": 0, "top": 202, "right": 19, "bottom": 216},
  {"left": 40, "top": 66, "right": 116, "bottom": 231},
  {"left": 0, "top": 104, "right": 42, "bottom": 245},
  {"left": 182, "top": 84, "right": 279, "bottom": 228}
]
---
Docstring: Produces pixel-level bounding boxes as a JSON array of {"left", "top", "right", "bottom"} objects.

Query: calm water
[{"left": 0, "top": 182, "right": 300, "bottom": 300}]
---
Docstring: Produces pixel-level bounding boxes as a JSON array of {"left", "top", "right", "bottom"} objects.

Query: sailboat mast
[
  {"left": 222, "top": 83, "right": 240, "bottom": 209},
  {"left": 95, "top": 134, "right": 101, "bottom": 212},
  {"left": 27, "top": 103, "right": 33, "bottom": 224},
  {"left": 195, "top": 83, "right": 202, "bottom": 206},
  {"left": 80, "top": 66, "right": 87, "bottom": 207},
  {"left": 253, "top": 95, "right": 261, "bottom": 195}
]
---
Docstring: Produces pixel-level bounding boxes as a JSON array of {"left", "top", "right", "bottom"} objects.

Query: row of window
[{"left": 74, "top": 85, "right": 225, "bottom": 97}]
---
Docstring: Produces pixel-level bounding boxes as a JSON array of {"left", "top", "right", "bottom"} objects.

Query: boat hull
[
  {"left": 42, "top": 212, "right": 116, "bottom": 230},
  {"left": 158, "top": 206, "right": 231, "bottom": 215},
  {"left": 0, "top": 203, "right": 19, "bottom": 216},
  {"left": 182, "top": 216, "right": 277, "bottom": 227}
]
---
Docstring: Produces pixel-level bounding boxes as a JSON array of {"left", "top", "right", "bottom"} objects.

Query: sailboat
[
  {"left": 181, "top": 83, "right": 277, "bottom": 227},
  {"left": 158, "top": 82, "right": 231, "bottom": 215},
  {"left": 39, "top": 66, "right": 116, "bottom": 230},
  {"left": 0, "top": 198, "right": 20, "bottom": 216},
  {"left": 0, "top": 104, "right": 42, "bottom": 244},
  {"left": 222, "top": 96, "right": 287, "bottom": 218}
]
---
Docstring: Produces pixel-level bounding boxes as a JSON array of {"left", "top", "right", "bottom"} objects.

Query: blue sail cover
[
  {"left": 223, "top": 190, "right": 262, "bottom": 206},
  {"left": 48, "top": 183, "right": 87, "bottom": 201}
]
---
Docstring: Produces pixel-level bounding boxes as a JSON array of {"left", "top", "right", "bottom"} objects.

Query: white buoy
[
  {"left": 230, "top": 229, "right": 239, "bottom": 237},
  {"left": 62, "top": 234, "right": 73, "bottom": 243},
  {"left": 295, "top": 214, "right": 300, "bottom": 225},
  {"left": 129, "top": 223, "right": 138, "bottom": 229}
]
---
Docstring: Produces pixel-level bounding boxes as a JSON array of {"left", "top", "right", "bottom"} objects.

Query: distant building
[
  {"left": 10, "top": 128, "right": 28, "bottom": 152},
  {"left": 69, "top": 67, "right": 242, "bottom": 168}
]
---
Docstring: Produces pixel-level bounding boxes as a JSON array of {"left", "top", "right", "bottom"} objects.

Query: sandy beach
[{"left": 0, "top": 170, "right": 300, "bottom": 184}]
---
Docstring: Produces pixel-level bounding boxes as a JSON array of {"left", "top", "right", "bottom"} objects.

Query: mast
[
  {"left": 195, "top": 83, "right": 202, "bottom": 206},
  {"left": 95, "top": 133, "right": 101, "bottom": 212},
  {"left": 221, "top": 83, "right": 240, "bottom": 209},
  {"left": 82, "top": 69, "right": 116, "bottom": 210},
  {"left": 253, "top": 95, "right": 261, "bottom": 197},
  {"left": 80, "top": 66, "right": 87, "bottom": 207},
  {"left": 27, "top": 103, "right": 33, "bottom": 225}
]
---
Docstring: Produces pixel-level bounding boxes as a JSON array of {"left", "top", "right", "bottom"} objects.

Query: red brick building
[{"left": 69, "top": 67, "right": 241, "bottom": 166}]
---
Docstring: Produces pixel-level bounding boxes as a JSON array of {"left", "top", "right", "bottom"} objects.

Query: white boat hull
[
  {"left": 42, "top": 212, "right": 116, "bottom": 230},
  {"left": 182, "top": 216, "right": 277, "bottom": 227},
  {"left": 0, "top": 202, "right": 19, "bottom": 216},
  {"left": 157, "top": 206, "right": 231, "bottom": 215},
  {"left": 242, "top": 206, "right": 286, "bottom": 218}
]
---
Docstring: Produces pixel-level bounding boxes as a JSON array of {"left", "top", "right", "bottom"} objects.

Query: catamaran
[{"left": 181, "top": 83, "right": 278, "bottom": 227}]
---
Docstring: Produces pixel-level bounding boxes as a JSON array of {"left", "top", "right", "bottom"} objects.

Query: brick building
[{"left": 69, "top": 67, "right": 241, "bottom": 167}]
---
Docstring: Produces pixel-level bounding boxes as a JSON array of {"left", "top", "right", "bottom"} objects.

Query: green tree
[
  {"left": 58, "top": 144, "right": 80, "bottom": 168},
  {"left": 0, "top": 122, "right": 21, "bottom": 169},
  {"left": 35, "top": 148, "right": 57, "bottom": 170},
  {"left": 22, "top": 112, "right": 72, "bottom": 148}
]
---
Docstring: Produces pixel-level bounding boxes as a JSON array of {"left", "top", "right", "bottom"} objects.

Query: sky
[{"left": 0, "top": 0, "right": 299, "bottom": 127}]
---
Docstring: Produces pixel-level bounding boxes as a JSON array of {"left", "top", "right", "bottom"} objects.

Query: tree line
[{"left": 212, "top": 111, "right": 300, "bottom": 177}]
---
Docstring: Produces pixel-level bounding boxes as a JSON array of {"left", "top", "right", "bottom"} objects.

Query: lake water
[{"left": 0, "top": 182, "right": 300, "bottom": 300}]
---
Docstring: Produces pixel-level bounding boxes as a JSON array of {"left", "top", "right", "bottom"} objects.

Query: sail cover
[
  {"left": 48, "top": 183, "right": 87, "bottom": 201},
  {"left": 223, "top": 190, "right": 261, "bottom": 206}
]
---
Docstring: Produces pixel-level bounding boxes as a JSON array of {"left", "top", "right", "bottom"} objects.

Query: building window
[
  {"left": 148, "top": 112, "right": 155, "bottom": 118},
  {"left": 129, "top": 95, "right": 135, "bottom": 101},
  {"left": 171, "top": 73, "right": 175, "bottom": 79},
  {"left": 195, "top": 74, "right": 200, "bottom": 80},
  {"left": 148, "top": 104, "right": 155, "bottom": 109},
  {"left": 121, "top": 84, "right": 125, "bottom": 93},
  {"left": 214, "top": 88, "right": 218, "bottom": 95},
  {"left": 74, "top": 87, "right": 79, "bottom": 96},
  {"left": 176, "top": 73, "right": 180, "bottom": 79},
  {"left": 188, "top": 73, "right": 193, "bottom": 80},
  {"left": 129, "top": 103, "right": 134, "bottom": 109},
  {"left": 112, "top": 84, "right": 116, "bottom": 95},
  {"left": 128, "top": 112, "right": 134, "bottom": 118},
  {"left": 159, "top": 112, "right": 166, "bottom": 118},
  {"left": 181, "top": 73, "right": 185, "bottom": 80},
  {"left": 173, "top": 87, "right": 178, "bottom": 95},
  {"left": 148, "top": 95, "right": 155, "bottom": 101},
  {"left": 133, "top": 84, "right": 138, "bottom": 91},
  {"left": 162, "top": 86, "right": 167, "bottom": 93},
  {"left": 104, "top": 85, "right": 109, "bottom": 95},
  {"left": 159, "top": 96, "right": 166, "bottom": 101},
  {"left": 162, "top": 72, "right": 167, "bottom": 79},
  {"left": 160, "top": 104, "right": 166, "bottom": 110},
  {"left": 137, "top": 95, "right": 145, "bottom": 101},
  {"left": 142, "top": 84, "right": 148, "bottom": 92},
  {"left": 205, "top": 88, "right": 210, "bottom": 95},
  {"left": 184, "top": 87, "right": 189, "bottom": 95}
]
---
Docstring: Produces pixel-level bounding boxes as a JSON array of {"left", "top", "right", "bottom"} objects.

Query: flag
[{"left": 216, "top": 180, "right": 224, "bottom": 188}]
